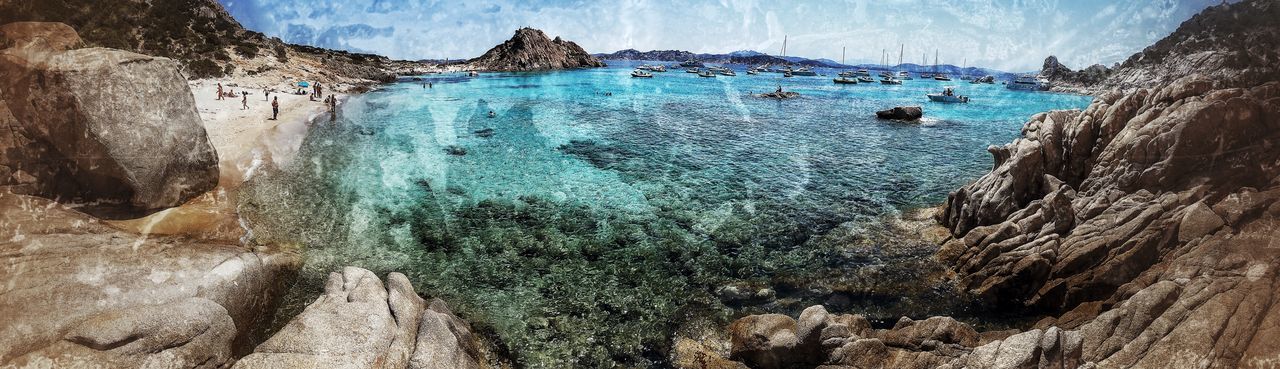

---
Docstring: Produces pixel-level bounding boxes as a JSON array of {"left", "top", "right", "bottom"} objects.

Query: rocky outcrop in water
[
  {"left": 0, "top": 192, "right": 301, "bottom": 368},
  {"left": 233, "top": 267, "right": 487, "bottom": 369},
  {"left": 1041, "top": 55, "right": 1111, "bottom": 93},
  {"left": 467, "top": 28, "right": 605, "bottom": 72},
  {"left": 876, "top": 106, "right": 923, "bottom": 121},
  {"left": 0, "top": 22, "right": 219, "bottom": 215}
]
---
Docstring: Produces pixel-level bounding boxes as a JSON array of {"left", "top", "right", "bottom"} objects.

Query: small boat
[
  {"left": 856, "top": 69, "right": 871, "bottom": 77},
  {"left": 467, "top": 71, "right": 479, "bottom": 77},
  {"left": 927, "top": 87, "right": 969, "bottom": 103},
  {"left": 718, "top": 69, "right": 736, "bottom": 76},
  {"left": 698, "top": 70, "right": 716, "bottom": 78},
  {"left": 637, "top": 64, "right": 653, "bottom": 71},
  {"left": 631, "top": 69, "right": 654, "bottom": 78},
  {"left": 680, "top": 60, "right": 705, "bottom": 68},
  {"left": 897, "top": 71, "right": 913, "bottom": 80},
  {"left": 686, "top": 68, "right": 700, "bottom": 73},
  {"left": 746, "top": 69, "right": 759, "bottom": 75},
  {"left": 834, "top": 77, "right": 859, "bottom": 84},
  {"left": 920, "top": 73, "right": 934, "bottom": 79},
  {"left": 1006, "top": 74, "right": 1049, "bottom": 91},
  {"left": 934, "top": 74, "right": 952, "bottom": 81},
  {"left": 651, "top": 65, "right": 667, "bottom": 72},
  {"left": 838, "top": 71, "right": 855, "bottom": 78},
  {"left": 857, "top": 76, "right": 875, "bottom": 83},
  {"left": 783, "top": 71, "right": 793, "bottom": 78},
  {"left": 880, "top": 77, "right": 901, "bottom": 85}
]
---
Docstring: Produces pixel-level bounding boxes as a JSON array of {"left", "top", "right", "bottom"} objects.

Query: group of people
[{"left": 214, "top": 80, "right": 338, "bottom": 122}]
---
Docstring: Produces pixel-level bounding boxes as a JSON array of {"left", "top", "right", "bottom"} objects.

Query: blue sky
[{"left": 217, "top": 0, "right": 1223, "bottom": 71}]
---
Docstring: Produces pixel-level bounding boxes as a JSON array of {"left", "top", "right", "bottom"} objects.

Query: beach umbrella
[{"left": 297, "top": 81, "right": 310, "bottom": 87}]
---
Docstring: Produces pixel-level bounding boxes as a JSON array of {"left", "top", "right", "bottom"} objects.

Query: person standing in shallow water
[
  {"left": 216, "top": 83, "right": 224, "bottom": 100},
  {"left": 271, "top": 97, "right": 279, "bottom": 120},
  {"left": 241, "top": 92, "right": 248, "bottom": 110}
]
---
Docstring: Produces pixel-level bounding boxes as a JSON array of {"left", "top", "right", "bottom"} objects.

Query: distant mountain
[
  {"left": 594, "top": 48, "right": 1016, "bottom": 77},
  {"left": 467, "top": 28, "right": 605, "bottom": 71}
]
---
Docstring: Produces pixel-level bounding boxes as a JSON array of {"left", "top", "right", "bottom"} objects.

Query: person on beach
[
  {"left": 216, "top": 83, "right": 224, "bottom": 100},
  {"left": 264, "top": 88, "right": 269, "bottom": 101},
  {"left": 271, "top": 97, "right": 279, "bottom": 120},
  {"left": 241, "top": 93, "right": 248, "bottom": 110}
]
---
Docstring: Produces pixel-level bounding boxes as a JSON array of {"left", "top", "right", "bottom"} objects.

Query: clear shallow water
[{"left": 239, "top": 63, "right": 1092, "bottom": 367}]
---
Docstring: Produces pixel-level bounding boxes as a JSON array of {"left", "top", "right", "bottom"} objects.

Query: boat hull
[{"left": 927, "top": 94, "right": 968, "bottom": 103}]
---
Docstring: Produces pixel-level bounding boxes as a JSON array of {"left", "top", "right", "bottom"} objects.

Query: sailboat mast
[
  {"left": 898, "top": 44, "right": 903, "bottom": 68},
  {"left": 842, "top": 46, "right": 846, "bottom": 65},
  {"left": 934, "top": 49, "right": 939, "bottom": 73}
]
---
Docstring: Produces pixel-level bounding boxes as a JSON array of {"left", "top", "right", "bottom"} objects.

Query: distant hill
[
  {"left": 595, "top": 48, "right": 1016, "bottom": 77},
  {"left": 467, "top": 28, "right": 605, "bottom": 72},
  {"left": 0, "top": 0, "right": 414, "bottom": 81}
]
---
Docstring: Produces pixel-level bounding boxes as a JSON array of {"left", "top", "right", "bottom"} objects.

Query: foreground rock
[
  {"left": 934, "top": 73, "right": 1280, "bottom": 367},
  {"left": 876, "top": 106, "right": 923, "bottom": 121},
  {"left": 0, "top": 22, "right": 218, "bottom": 215},
  {"left": 233, "top": 267, "right": 487, "bottom": 369},
  {"left": 0, "top": 192, "right": 301, "bottom": 368},
  {"left": 466, "top": 27, "right": 605, "bottom": 72}
]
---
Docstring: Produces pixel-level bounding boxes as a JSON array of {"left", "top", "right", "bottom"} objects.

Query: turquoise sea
[{"left": 239, "top": 63, "right": 1093, "bottom": 367}]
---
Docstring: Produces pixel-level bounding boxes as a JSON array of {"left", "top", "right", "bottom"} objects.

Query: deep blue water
[{"left": 240, "top": 63, "right": 1092, "bottom": 368}]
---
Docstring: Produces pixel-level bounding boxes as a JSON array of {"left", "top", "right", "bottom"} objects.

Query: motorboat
[
  {"left": 920, "top": 73, "right": 934, "bottom": 79},
  {"left": 834, "top": 77, "right": 859, "bottom": 84},
  {"left": 680, "top": 60, "right": 705, "bottom": 68},
  {"left": 857, "top": 76, "right": 875, "bottom": 83},
  {"left": 718, "top": 68, "right": 736, "bottom": 76},
  {"left": 880, "top": 77, "right": 901, "bottom": 85},
  {"left": 783, "top": 71, "right": 793, "bottom": 78},
  {"left": 838, "top": 71, "right": 855, "bottom": 78},
  {"left": 934, "top": 74, "right": 952, "bottom": 81},
  {"left": 791, "top": 67, "right": 817, "bottom": 76},
  {"left": 897, "top": 71, "right": 913, "bottom": 80},
  {"left": 1006, "top": 75, "right": 1049, "bottom": 91},
  {"left": 927, "top": 87, "right": 969, "bottom": 103},
  {"left": 856, "top": 69, "right": 871, "bottom": 77},
  {"left": 651, "top": 65, "right": 667, "bottom": 72},
  {"left": 686, "top": 68, "right": 700, "bottom": 73},
  {"left": 467, "top": 71, "right": 479, "bottom": 77},
  {"left": 631, "top": 69, "right": 654, "bottom": 78},
  {"left": 746, "top": 69, "right": 759, "bottom": 75},
  {"left": 698, "top": 70, "right": 717, "bottom": 78}
]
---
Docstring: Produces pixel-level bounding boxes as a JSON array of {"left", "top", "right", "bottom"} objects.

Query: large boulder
[
  {"left": 876, "top": 106, "right": 923, "bottom": 120},
  {"left": 233, "top": 267, "right": 486, "bottom": 369},
  {"left": 0, "top": 192, "right": 301, "bottom": 368},
  {"left": 466, "top": 27, "right": 604, "bottom": 72},
  {"left": 0, "top": 22, "right": 218, "bottom": 215},
  {"left": 0, "top": 22, "right": 82, "bottom": 51}
]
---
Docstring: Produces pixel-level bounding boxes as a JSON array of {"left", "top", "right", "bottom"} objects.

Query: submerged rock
[
  {"left": 232, "top": 267, "right": 486, "bottom": 369},
  {"left": 757, "top": 91, "right": 800, "bottom": 99},
  {"left": 473, "top": 128, "right": 495, "bottom": 138},
  {"left": 0, "top": 22, "right": 218, "bottom": 215},
  {"left": 445, "top": 145, "right": 467, "bottom": 156},
  {"left": 876, "top": 106, "right": 923, "bottom": 120}
]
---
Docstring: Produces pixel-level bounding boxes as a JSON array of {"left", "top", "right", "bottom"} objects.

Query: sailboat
[
  {"left": 959, "top": 58, "right": 973, "bottom": 80},
  {"left": 919, "top": 53, "right": 933, "bottom": 79},
  {"left": 933, "top": 50, "right": 951, "bottom": 81},
  {"left": 835, "top": 46, "right": 858, "bottom": 84},
  {"left": 879, "top": 48, "right": 900, "bottom": 84},
  {"left": 896, "top": 44, "right": 912, "bottom": 80}
]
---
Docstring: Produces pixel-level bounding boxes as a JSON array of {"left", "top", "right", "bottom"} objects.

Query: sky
[{"left": 216, "top": 0, "right": 1225, "bottom": 72}]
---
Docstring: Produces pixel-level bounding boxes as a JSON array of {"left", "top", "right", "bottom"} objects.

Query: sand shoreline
[{"left": 107, "top": 77, "right": 370, "bottom": 241}]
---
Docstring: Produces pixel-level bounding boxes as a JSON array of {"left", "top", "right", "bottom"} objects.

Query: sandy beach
[{"left": 108, "top": 77, "right": 356, "bottom": 240}]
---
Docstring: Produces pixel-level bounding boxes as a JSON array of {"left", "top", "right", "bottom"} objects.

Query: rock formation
[
  {"left": 0, "top": 192, "right": 301, "bottom": 368},
  {"left": 233, "top": 267, "right": 487, "bottom": 369},
  {"left": 467, "top": 28, "right": 605, "bottom": 72},
  {"left": 876, "top": 106, "right": 923, "bottom": 121},
  {"left": 1068, "top": 0, "right": 1280, "bottom": 94},
  {"left": 0, "top": 22, "right": 219, "bottom": 215},
  {"left": 1041, "top": 56, "right": 1110, "bottom": 93}
]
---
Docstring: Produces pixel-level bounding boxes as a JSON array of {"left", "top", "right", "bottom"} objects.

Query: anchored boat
[{"left": 631, "top": 69, "right": 654, "bottom": 78}]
